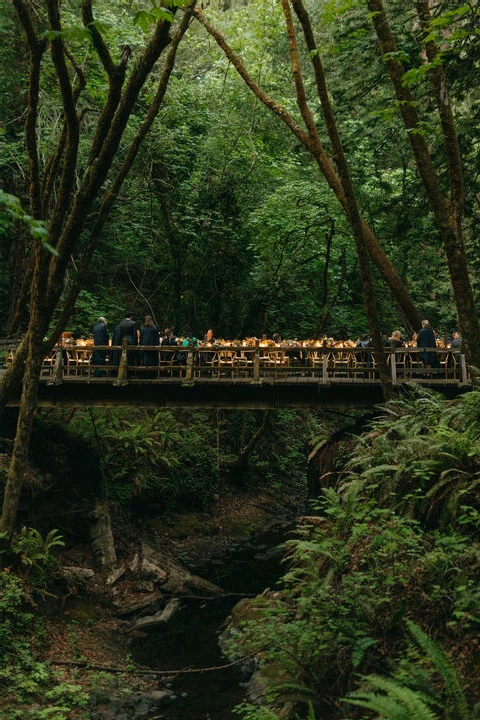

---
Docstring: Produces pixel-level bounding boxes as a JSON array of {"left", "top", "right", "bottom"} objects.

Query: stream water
[{"left": 129, "top": 525, "right": 290, "bottom": 719}]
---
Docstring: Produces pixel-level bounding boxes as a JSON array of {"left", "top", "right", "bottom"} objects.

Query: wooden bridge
[{"left": 2, "top": 342, "right": 471, "bottom": 409}]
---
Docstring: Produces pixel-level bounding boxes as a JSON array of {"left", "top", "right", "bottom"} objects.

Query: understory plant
[
  {"left": 343, "top": 387, "right": 480, "bottom": 528},
  {"left": 344, "top": 620, "right": 474, "bottom": 720},
  {"left": 0, "top": 530, "right": 89, "bottom": 719},
  {"left": 225, "top": 389, "right": 480, "bottom": 719}
]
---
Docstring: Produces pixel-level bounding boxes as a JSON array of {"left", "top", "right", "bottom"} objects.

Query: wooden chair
[
  {"left": 217, "top": 350, "right": 236, "bottom": 377},
  {"left": 40, "top": 352, "right": 56, "bottom": 377}
]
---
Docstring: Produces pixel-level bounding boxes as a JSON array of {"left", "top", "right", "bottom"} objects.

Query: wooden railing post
[
  {"left": 49, "top": 347, "right": 64, "bottom": 385},
  {"left": 113, "top": 338, "right": 128, "bottom": 386},
  {"left": 322, "top": 352, "right": 328, "bottom": 383},
  {"left": 390, "top": 346, "right": 397, "bottom": 385},
  {"left": 185, "top": 340, "right": 194, "bottom": 382},
  {"left": 253, "top": 341, "right": 260, "bottom": 383},
  {"left": 460, "top": 354, "right": 468, "bottom": 384}
]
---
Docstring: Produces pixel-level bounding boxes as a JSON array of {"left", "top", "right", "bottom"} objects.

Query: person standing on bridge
[
  {"left": 114, "top": 312, "right": 138, "bottom": 368},
  {"left": 416, "top": 319, "right": 439, "bottom": 368},
  {"left": 140, "top": 315, "right": 160, "bottom": 377},
  {"left": 92, "top": 316, "right": 109, "bottom": 376}
]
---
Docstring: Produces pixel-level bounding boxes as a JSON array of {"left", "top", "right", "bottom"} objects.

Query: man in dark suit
[
  {"left": 117, "top": 312, "right": 138, "bottom": 367},
  {"left": 92, "top": 317, "right": 109, "bottom": 375},
  {"left": 118, "top": 312, "right": 138, "bottom": 345}
]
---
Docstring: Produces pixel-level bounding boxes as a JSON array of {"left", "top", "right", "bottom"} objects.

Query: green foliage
[
  {"left": 0, "top": 190, "right": 54, "bottom": 252},
  {"left": 343, "top": 387, "right": 480, "bottom": 527},
  {"left": 344, "top": 621, "right": 471, "bottom": 720},
  {"left": 66, "top": 408, "right": 220, "bottom": 511},
  {"left": 225, "top": 392, "right": 480, "bottom": 719},
  {"left": 0, "top": 571, "right": 88, "bottom": 720},
  {"left": 346, "top": 675, "right": 440, "bottom": 720},
  {"left": 12, "top": 527, "right": 64, "bottom": 569},
  {"left": 2, "top": 527, "right": 65, "bottom": 598}
]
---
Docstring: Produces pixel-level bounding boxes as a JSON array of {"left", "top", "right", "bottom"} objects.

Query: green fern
[
  {"left": 406, "top": 621, "right": 470, "bottom": 720},
  {"left": 346, "top": 675, "right": 439, "bottom": 720},
  {"left": 343, "top": 622, "right": 471, "bottom": 720}
]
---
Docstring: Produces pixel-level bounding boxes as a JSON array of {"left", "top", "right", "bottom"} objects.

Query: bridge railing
[{"left": 3, "top": 340, "right": 466, "bottom": 386}]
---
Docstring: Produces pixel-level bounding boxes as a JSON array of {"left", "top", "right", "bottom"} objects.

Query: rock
[
  {"left": 129, "top": 553, "right": 140, "bottom": 572},
  {"left": 140, "top": 558, "right": 167, "bottom": 583},
  {"left": 134, "top": 699, "right": 150, "bottom": 717},
  {"left": 112, "top": 591, "right": 162, "bottom": 616},
  {"left": 145, "top": 689, "right": 172, "bottom": 706},
  {"left": 61, "top": 566, "right": 95, "bottom": 583}
]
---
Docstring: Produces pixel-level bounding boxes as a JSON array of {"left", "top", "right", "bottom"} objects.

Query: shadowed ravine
[{"left": 129, "top": 526, "right": 290, "bottom": 719}]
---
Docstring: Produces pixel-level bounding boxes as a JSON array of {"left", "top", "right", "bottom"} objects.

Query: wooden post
[
  {"left": 460, "top": 354, "right": 468, "bottom": 384},
  {"left": 49, "top": 347, "right": 64, "bottom": 385},
  {"left": 252, "top": 340, "right": 260, "bottom": 383},
  {"left": 390, "top": 349, "right": 397, "bottom": 385},
  {"left": 185, "top": 340, "right": 194, "bottom": 382},
  {"left": 322, "top": 353, "right": 328, "bottom": 384},
  {"left": 113, "top": 338, "right": 128, "bottom": 386}
]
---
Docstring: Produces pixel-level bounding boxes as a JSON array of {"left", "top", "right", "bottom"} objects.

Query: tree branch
[
  {"left": 13, "top": 0, "right": 47, "bottom": 218},
  {"left": 414, "top": 1, "right": 464, "bottom": 230},
  {"left": 47, "top": 4, "right": 196, "bottom": 342}
]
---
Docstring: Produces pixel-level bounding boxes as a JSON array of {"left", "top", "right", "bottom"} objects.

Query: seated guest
[
  {"left": 204, "top": 328, "right": 216, "bottom": 344},
  {"left": 389, "top": 330, "right": 404, "bottom": 348},
  {"left": 72, "top": 330, "right": 86, "bottom": 345},
  {"left": 356, "top": 333, "right": 372, "bottom": 367},
  {"left": 160, "top": 328, "right": 179, "bottom": 364},
  {"left": 449, "top": 330, "right": 462, "bottom": 366},
  {"left": 202, "top": 328, "right": 216, "bottom": 366},
  {"left": 178, "top": 333, "right": 198, "bottom": 366}
]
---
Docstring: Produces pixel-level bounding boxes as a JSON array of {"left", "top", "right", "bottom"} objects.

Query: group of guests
[
  {"left": 357, "top": 320, "right": 462, "bottom": 367},
  {"left": 90, "top": 313, "right": 216, "bottom": 375},
  {"left": 88, "top": 314, "right": 462, "bottom": 373}
]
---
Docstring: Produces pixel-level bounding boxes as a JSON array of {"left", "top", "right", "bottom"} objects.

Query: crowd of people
[{"left": 59, "top": 313, "right": 462, "bottom": 372}]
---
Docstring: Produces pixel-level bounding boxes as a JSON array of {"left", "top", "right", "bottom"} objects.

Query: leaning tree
[{"left": 1, "top": 0, "right": 195, "bottom": 538}]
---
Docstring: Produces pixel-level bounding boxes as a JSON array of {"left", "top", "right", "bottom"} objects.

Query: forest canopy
[
  {"left": 1, "top": 0, "right": 479, "bottom": 536},
  {"left": 1, "top": 0, "right": 479, "bottom": 342}
]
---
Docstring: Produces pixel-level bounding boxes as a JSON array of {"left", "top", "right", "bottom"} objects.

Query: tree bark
[
  {"left": 227, "top": 410, "right": 271, "bottom": 474},
  {"left": 1, "top": 1, "right": 195, "bottom": 537},
  {"left": 288, "top": 0, "right": 390, "bottom": 392},
  {"left": 367, "top": 0, "right": 480, "bottom": 369},
  {"left": 89, "top": 499, "right": 117, "bottom": 567}
]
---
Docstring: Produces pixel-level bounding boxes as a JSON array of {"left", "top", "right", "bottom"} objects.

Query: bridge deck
[{"left": 2, "top": 343, "right": 471, "bottom": 409}]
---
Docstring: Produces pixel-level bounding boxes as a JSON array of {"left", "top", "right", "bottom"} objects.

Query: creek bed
[{"left": 130, "top": 526, "right": 290, "bottom": 719}]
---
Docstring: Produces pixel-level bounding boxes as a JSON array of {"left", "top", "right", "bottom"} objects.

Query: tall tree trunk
[
  {"left": 367, "top": 0, "right": 480, "bottom": 369},
  {"left": 1, "top": 0, "right": 195, "bottom": 537},
  {"left": 282, "top": 0, "right": 390, "bottom": 392},
  {"left": 1, "top": 243, "right": 49, "bottom": 536}
]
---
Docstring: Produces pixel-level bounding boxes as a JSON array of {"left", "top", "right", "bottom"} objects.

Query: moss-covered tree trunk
[
  {"left": 1, "top": 0, "right": 194, "bottom": 537},
  {"left": 368, "top": 0, "right": 480, "bottom": 369}
]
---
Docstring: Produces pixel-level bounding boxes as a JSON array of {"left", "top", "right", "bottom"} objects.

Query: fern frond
[
  {"left": 346, "top": 675, "right": 438, "bottom": 720},
  {"left": 407, "top": 621, "right": 470, "bottom": 720}
]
